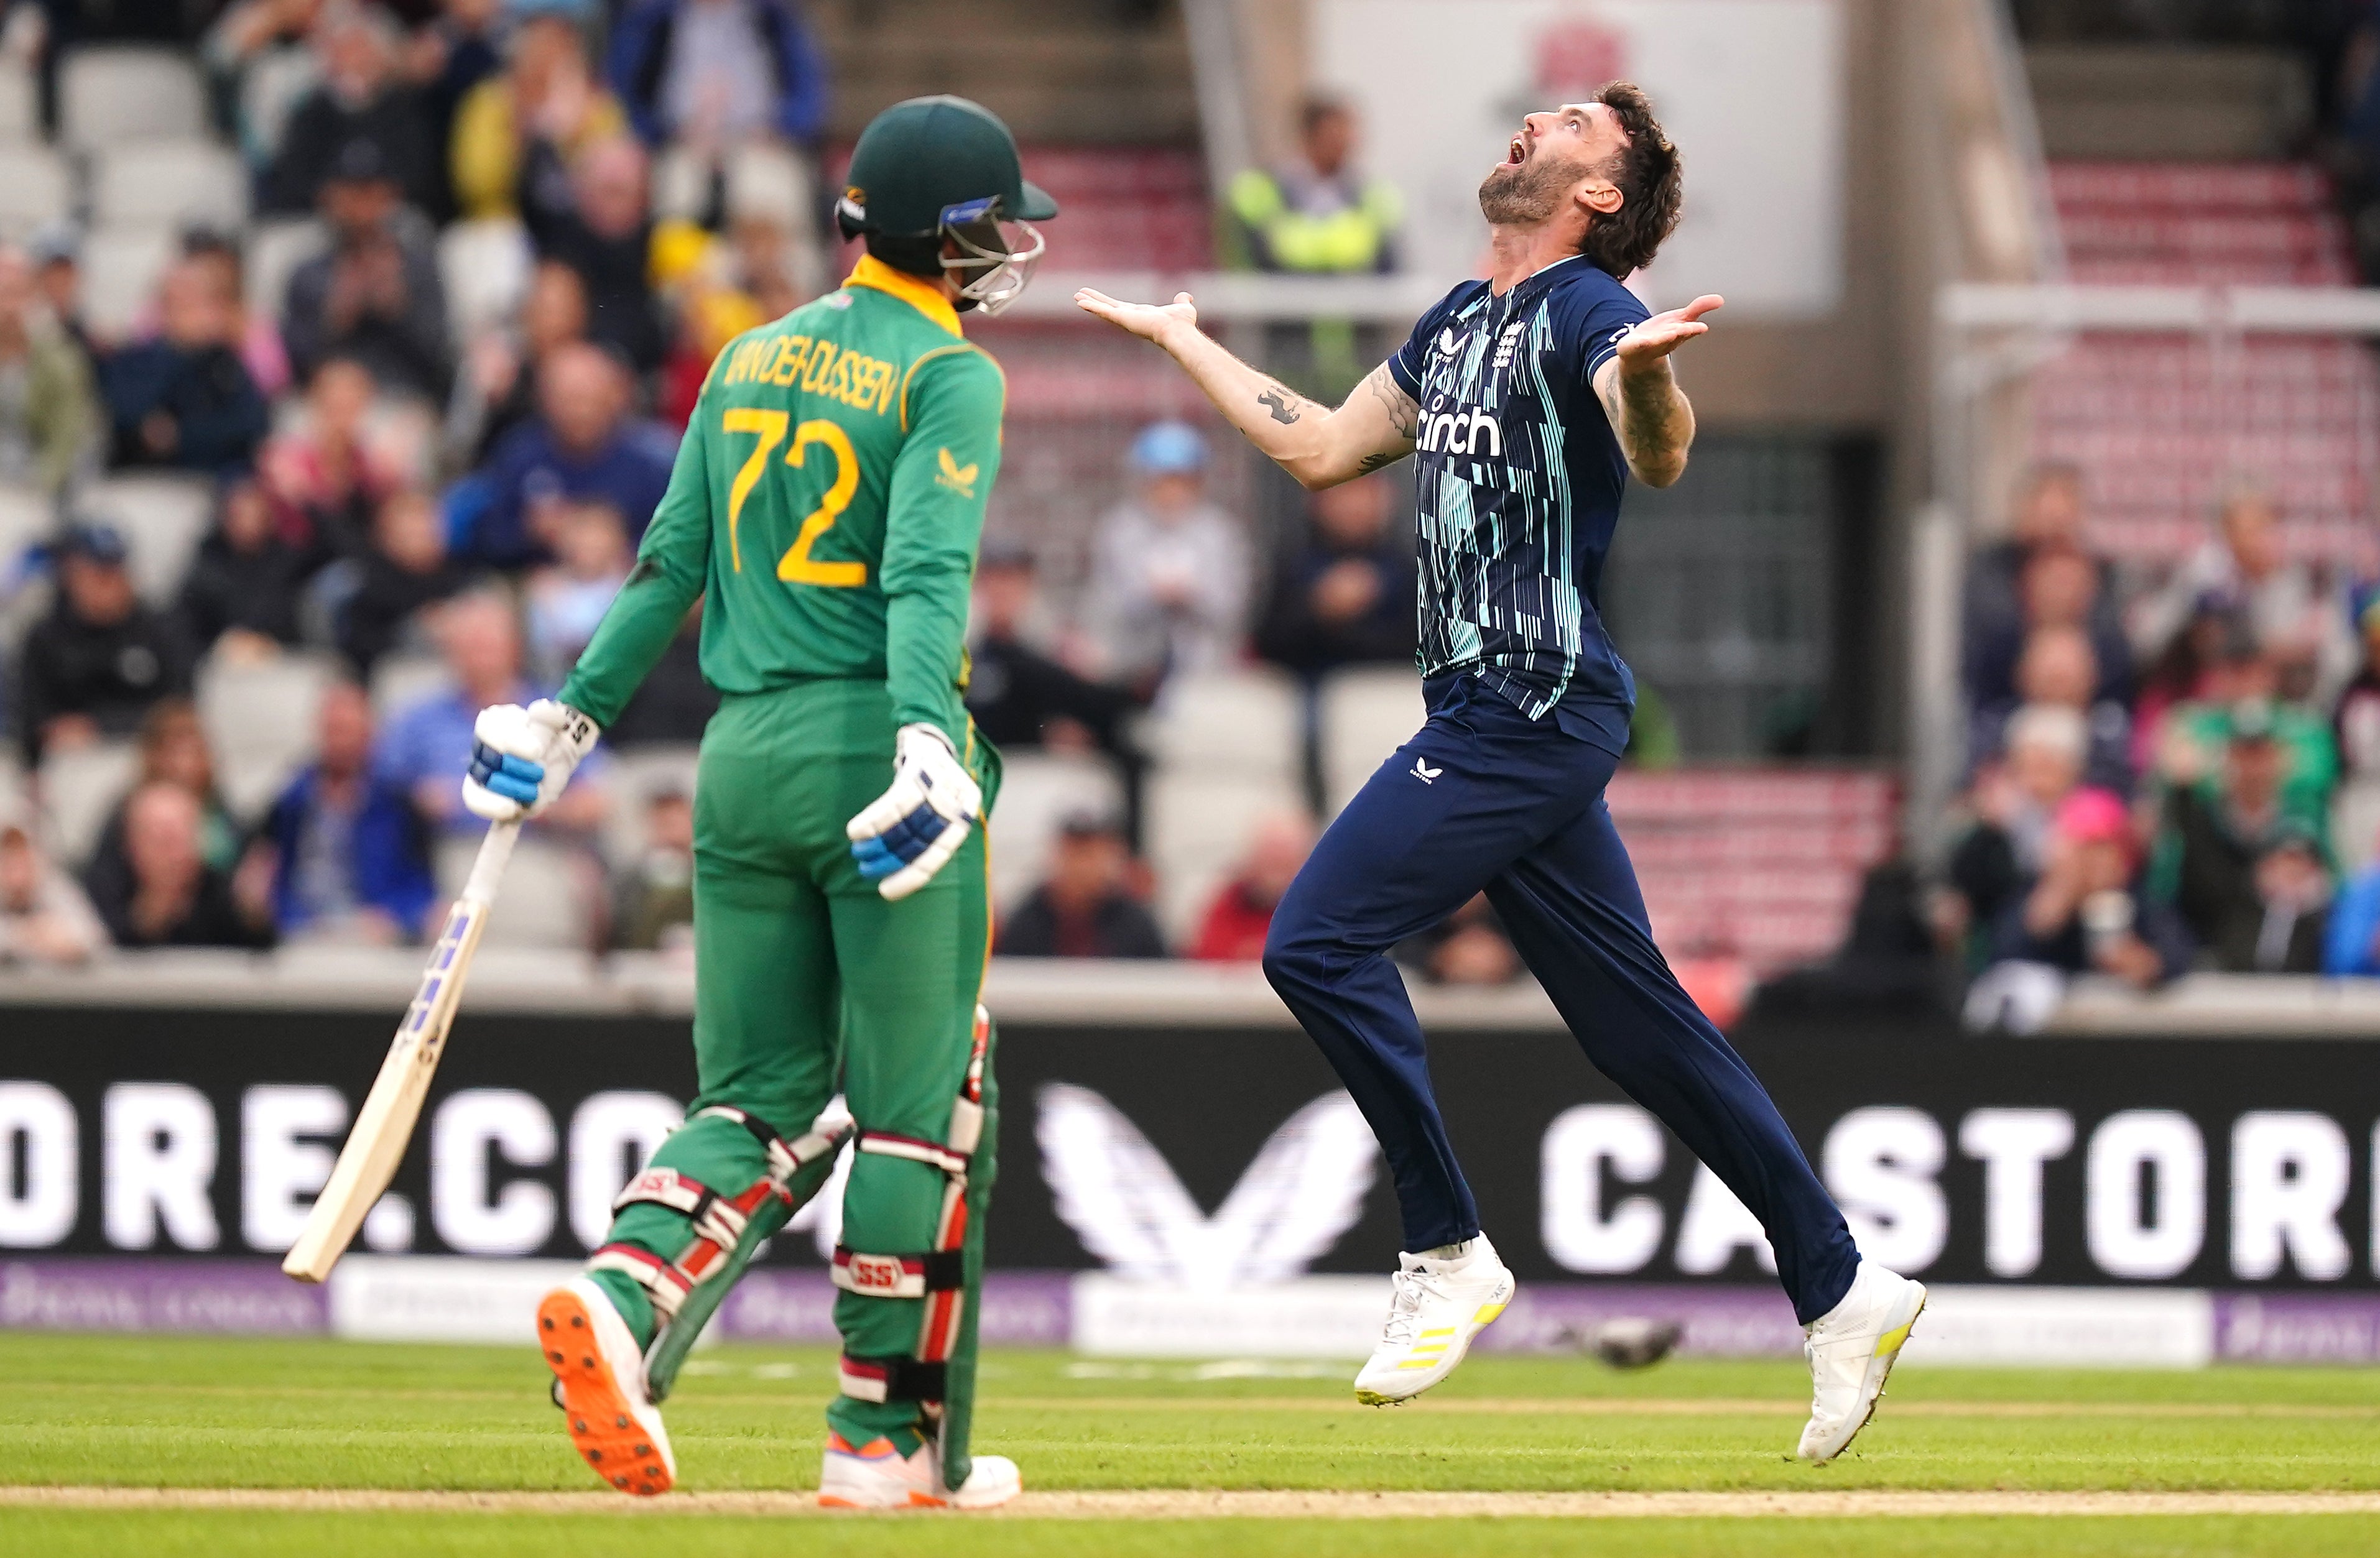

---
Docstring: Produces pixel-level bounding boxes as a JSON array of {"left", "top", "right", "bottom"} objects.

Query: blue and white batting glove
[
  {"left": 462, "top": 699, "right": 601, "bottom": 823},
  {"left": 845, "top": 723, "right": 983, "bottom": 900}
]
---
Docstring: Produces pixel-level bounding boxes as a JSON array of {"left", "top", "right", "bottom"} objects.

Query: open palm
[
  {"left": 1075, "top": 287, "right": 1199, "bottom": 342},
  {"left": 1614, "top": 294, "right": 1725, "bottom": 368}
]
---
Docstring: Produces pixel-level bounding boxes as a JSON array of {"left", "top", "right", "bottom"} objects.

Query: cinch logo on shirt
[
  {"left": 1417, "top": 402, "right": 1503, "bottom": 458},
  {"left": 717, "top": 333, "right": 898, "bottom": 415}
]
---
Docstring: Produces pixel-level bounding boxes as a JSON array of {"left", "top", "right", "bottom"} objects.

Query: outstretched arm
[
  {"left": 1074, "top": 288, "right": 1416, "bottom": 490},
  {"left": 1591, "top": 294, "right": 1721, "bottom": 489}
]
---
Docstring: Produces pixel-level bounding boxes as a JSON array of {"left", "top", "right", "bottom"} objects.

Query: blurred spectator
[
  {"left": 607, "top": 0, "right": 827, "bottom": 152},
  {"left": 447, "top": 259, "right": 587, "bottom": 466},
  {"left": 1225, "top": 94, "right": 1401, "bottom": 275},
  {"left": 1256, "top": 472, "right": 1416, "bottom": 676},
  {"left": 2130, "top": 599, "right": 2239, "bottom": 775},
  {"left": 1970, "top": 623, "right": 2132, "bottom": 793},
  {"left": 2157, "top": 671, "right": 2336, "bottom": 836},
  {"left": 1963, "top": 543, "right": 2132, "bottom": 711},
  {"left": 84, "top": 700, "right": 247, "bottom": 911},
  {"left": 2134, "top": 491, "right": 2357, "bottom": 696},
  {"left": 451, "top": 11, "right": 628, "bottom": 221},
  {"left": 402, "top": 0, "right": 505, "bottom": 221},
  {"left": 1943, "top": 703, "right": 2087, "bottom": 967},
  {"left": 336, "top": 487, "right": 468, "bottom": 674},
  {"left": 612, "top": 785, "right": 694, "bottom": 951},
  {"left": 282, "top": 139, "right": 452, "bottom": 400},
  {"left": 266, "top": 3, "right": 437, "bottom": 217},
  {"left": 29, "top": 224, "right": 95, "bottom": 366},
  {"left": 1399, "top": 893, "right": 1522, "bottom": 985},
  {"left": 1083, "top": 422, "right": 1248, "bottom": 690},
  {"left": 2333, "top": 591, "right": 2380, "bottom": 872},
  {"left": 1189, "top": 811, "right": 1313, "bottom": 962},
  {"left": 178, "top": 229, "right": 294, "bottom": 400},
  {"left": 0, "top": 244, "right": 97, "bottom": 495},
  {"left": 249, "top": 680, "right": 435, "bottom": 943},
  {"left": 206, "top": 0, "right": 330, "bottom": 174},
  {"left": 100, "top": 260, "right": 269, "bottom": 472},
  {"left": 965, "top": 546, "right": 1139, "bottom": 756},
  {"left": 526, "top": 498, "right": 631, "bottom": 681},
  {"left": 1963, "top": 464, "right": 2121, "bottom": 660},
  {"left": 85, "top": 781, "right": 272, "bottom": 950},
  {"left": 177, "top": 474, "right": 308, "bottom": 660},
  {"left": 260, "top": 356, "right": 402, "bottom": 561},
  {"left": 466, "top": 341, "right": 673, "bottom": 568},
  {"left": 373, "top": 589, "right": 609, "bottom": 832},
  {"left": 2323, "top": 818, "right": 2380, "bottom": 974},
  {"left": 2149, "top": 701, "right": 2333, "bottom": 968},
  {"left": 604, "top": 601, "right": 718, "bottom": 745},
  {"left": 0, "top": 803, "right": 108, "bottom": 965},
  {"left": 17, "top": 523, "right": 194, "bottom": 767},
  {"left": 997, "top": 813, "right": 1165, "bottom": 959},
  {"left": 1990, "top": 788, "right": 2192, "bottom": 991},
  {"left": 523, "top": 133, "right": 664, "bottom": 372}
]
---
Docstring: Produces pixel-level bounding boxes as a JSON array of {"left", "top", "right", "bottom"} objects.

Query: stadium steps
[{"left": 2033, "top": 160, "right": 2379, "bottom": 565}]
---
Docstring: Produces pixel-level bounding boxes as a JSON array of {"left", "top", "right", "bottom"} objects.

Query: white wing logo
[{"left": 1036, "top": 1084, "right": 1377, "bottom": 1288}]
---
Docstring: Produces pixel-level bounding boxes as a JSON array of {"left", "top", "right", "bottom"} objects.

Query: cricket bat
[{"left": 282, "top": 819, "right": 522, "bottom": 1283}]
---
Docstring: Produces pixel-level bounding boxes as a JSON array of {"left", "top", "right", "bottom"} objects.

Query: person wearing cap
[
  {"left": 1081, "top": 418, "right": 1250, "bottom": 692},
  {"left": 2149, "top": 698, "right": 2337, "bottom": 970},
  {"left": 282, "top": 137, "right": 451, "bottom": 400},
  {"left": 461, "top": 94, "right": 1054, "bottom": 1508},
  {"left": 17, "top": 522, "right": 195, "bottom": 768},
  {"left": 995, "top": 809, "right": 1165, "bottom": 960},
  {"left": 1993, "top": 786, "right": 2193, "bottom": 989}
]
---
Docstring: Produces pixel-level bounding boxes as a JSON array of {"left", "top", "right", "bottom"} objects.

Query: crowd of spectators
[{"left": 1938, "top": 461, "right": 2380, "bottom": 1010}]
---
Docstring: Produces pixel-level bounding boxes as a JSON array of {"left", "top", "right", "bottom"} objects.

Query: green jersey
[{"left": 559, "top": 256, "right": 1006, "bottom": 744}]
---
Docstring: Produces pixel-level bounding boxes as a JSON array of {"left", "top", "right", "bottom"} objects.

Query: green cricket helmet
[{"left": 836, "top": 94, "right": 1059, "bottom": 315}]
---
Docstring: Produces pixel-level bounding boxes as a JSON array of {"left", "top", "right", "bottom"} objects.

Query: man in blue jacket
[{"left": 254, "top": 680, "right": 437, "bottom": 942}]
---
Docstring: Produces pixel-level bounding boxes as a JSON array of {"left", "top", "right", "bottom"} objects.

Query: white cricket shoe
[
  {"left": 537, "top": 1276, "right": 675, "bottom": 1495},
  {"left": 818, "top": 1432, "right": 1022, "bottom": 1510},
  {"left": 1352, "top": 1234, "right": 1517, "bottom": 1406},
  {"left": 1797, "top": 1258, "right": 1927, "bottom": 1462}
]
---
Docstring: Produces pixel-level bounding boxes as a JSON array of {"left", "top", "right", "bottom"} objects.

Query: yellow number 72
[{"left": 721, "top": 410, "right": 868, "bottom": 587}]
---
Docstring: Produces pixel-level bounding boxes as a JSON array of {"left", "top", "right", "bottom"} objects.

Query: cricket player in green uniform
[{"left": 458, "top": 96, "right": 1055, "bottom": 1511}]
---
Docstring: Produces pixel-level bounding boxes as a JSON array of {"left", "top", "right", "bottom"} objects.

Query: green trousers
[{"left": 590, "top": 679, "right": 998, "bottom": 1478}]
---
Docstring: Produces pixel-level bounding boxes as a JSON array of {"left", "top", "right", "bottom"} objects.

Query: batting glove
[
  {"left": 846, "top": 723, "right": 982, "bottom": 900},
  {"left": 463, "top": 699, "right": 601, "bottom": 823}
]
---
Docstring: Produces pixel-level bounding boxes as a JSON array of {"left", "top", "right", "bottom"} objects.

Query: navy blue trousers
[{"left": 1262, "top": 674, "right": 1859, "bottom": 1324}]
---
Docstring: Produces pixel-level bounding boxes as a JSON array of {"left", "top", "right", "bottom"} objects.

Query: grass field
[{"left": 5, "top": 1333, "right": 2379, "bottom": 1556}]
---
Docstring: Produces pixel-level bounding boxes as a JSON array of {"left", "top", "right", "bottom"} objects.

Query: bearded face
[{"left": 1478, "top": 141, "right": 1596, "bottom": 226}]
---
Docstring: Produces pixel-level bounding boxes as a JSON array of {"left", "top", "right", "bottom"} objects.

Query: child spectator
[
  {"left": 17, "top": 523, "right": 195, "bottom": 767},
  {"left": 177, "top": 474, "right": 310, "bottom": 660},
  {"left": 282, "top": 139, "right": 451, "bottom": 400},
  {"left": 0, "top": 804, "right": 108, "bottom": 964},
  {"left": 613, "top": 786, "right": 695, "bottom": 951},
  {"left": 249, "top": 679, "right": 435, "bottom": 943},
  {"left": 337, "top": 488, "right": 469, "bottom": 674},
  {"left": 1190, "top": 811, "right": 1314, "bottom": 962},
  {"left": 85, "top": 781, "right": 273, "bottom": 950},
  {"left": 0, "top": 244, "right": 98, "bottom": 496},
  {"left": 260, "top": 356, "right": 402, "bottom": 561},
  {"left": 100, "top": 260, "right": 270, "bottom": 472},
  {"left": 1082, "top": 421, "right": 1249, "bottom": 691},
  {"left": 997, "top": 812, "right": 1165, "bottom": 959},
  {"left": 525, "top": 497, "right": 631, "bottom": 682}
]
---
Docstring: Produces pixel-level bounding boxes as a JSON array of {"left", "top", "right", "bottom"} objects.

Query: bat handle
[{"left": 460, "top": 819, "right": 522, "bottom": 907}]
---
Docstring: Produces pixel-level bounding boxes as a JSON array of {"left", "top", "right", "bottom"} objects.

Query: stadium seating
[
  {"left": 78, "top": 225, "right": 177, "bottom": 338},
  {"left": 437, "top": 831, "right": 593, "bottom": 950},
  {"left": 77, "top": 475, "right": 213, "bottom": 607},
  {"left": 90, "top": 139, "right": 251, "bottom": 233},
  {"left": 0, "top": 60, "right": 35, "bottom": 143},
  {"left": 438, "top": 219, "right": 534, "bottom": 349},
  {"left": 2036, "top": 160, "right": 2378, "bottom": 563},
  {"left": 195, "top": 651, "right": 340, "bottom": 819},
  {"left": 985, "top": 749, "right": 1124, "bottom": 918},
  {"left": 58, "top": 47, "right": 208, "bottom": 151},
  {"left": 1318, "top": 666, "right": 1425, "bottom": 813},
  {"left": 37, "top": 740, "right": 137, "bottom": 865},
  {"left": 244, "top": 218, "right": 329, "bottom": 320},
  {"left": 600, "top": 744, "right": 701, "bottom": 866},
  {"left": 0, "top": 145, "right": 69, "bottom": 240}
]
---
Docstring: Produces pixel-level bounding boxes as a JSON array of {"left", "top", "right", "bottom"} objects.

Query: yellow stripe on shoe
[
  {"left": 1873, "top": 1316, "right": 1915, "bottom": 1358},
  {"left": 1472, "top": 1301, "right": 1507, "bottom": 1325}
]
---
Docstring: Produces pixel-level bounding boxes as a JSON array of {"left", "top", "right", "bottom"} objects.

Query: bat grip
[{"left": 460, "top": 819, "right": 522, "bottom": 906}]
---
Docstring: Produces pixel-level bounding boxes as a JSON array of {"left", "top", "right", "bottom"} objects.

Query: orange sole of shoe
[{"left": 536, "top": 1288, "right": 673, "bottom": 1496}]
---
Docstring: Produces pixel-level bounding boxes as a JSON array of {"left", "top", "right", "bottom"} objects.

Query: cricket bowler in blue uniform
[{"left": 1080, "top": 83, "right": 1925, "bottom": 1462}]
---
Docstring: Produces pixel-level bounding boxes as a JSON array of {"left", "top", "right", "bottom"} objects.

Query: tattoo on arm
[
  {"left": 1361, "top": 363, "right": 1420, "bottom": 442},
  {"left": 1254, "top": 377, "right": 1323, "bottom": 426},
  {"left": 1355, "top": 449, "right": 1404, "bottom": 474}
]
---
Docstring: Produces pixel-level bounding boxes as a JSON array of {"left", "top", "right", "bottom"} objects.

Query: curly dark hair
[{"left": 1580, "top": 82, "right": 1683, "bottom": 279}]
